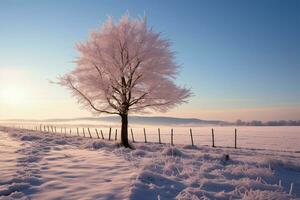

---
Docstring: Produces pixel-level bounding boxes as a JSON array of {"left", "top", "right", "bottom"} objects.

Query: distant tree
[
  {"left": 266, "top": 121, "right": 278, "bottom": 126},
  {"left": 250, "top": 120, "right": 263, "bottom": 126},
  {"left": 59, "top": 15, "right": 191, "bottom": 148},
  {"left": 236, "top": 119, "right": 245, "bottom": 126}
]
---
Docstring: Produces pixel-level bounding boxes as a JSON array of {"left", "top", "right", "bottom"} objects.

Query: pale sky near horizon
[{"left": 0, "top": 0, "right": 299, "bottom": 121}]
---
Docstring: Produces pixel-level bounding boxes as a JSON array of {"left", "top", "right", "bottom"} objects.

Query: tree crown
[{"left": 59, "top": 15, "right": 191, "bottom": 115}]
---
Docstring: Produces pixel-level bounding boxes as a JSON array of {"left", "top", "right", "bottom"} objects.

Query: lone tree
[{"left": 59, "top": 15, "right": 191, "bottom": 148}]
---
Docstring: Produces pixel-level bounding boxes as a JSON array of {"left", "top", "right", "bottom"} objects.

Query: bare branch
[
  {"left": 130, "top": 101, "right": 172, "bottom": 111},
  {"left": 129, "top": 92, "right": 148, "bottom": 106},
  {"left": 66, "top": 77, "right": 119, "bottom": 115}
]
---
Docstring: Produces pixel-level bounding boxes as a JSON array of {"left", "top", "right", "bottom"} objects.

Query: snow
[
  {"left": 124, "top": 126, "right": 300, "bottom": 152},
  {"left": 4, "top": 123, "right": 300, "bottom": 151},
  {"left": 0, "top": 128, "right": 136, "bottom": 200},
  {"left": 0, "top": 126, "right": 299, "bottom": 199}
]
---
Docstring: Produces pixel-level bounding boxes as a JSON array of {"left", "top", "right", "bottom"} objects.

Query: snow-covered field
[
  {"left": 2, "top": 123, "right": 300, "bottom": 152},
  {"left": 0, "top": 126, "right": 300, "bottom": 199},
  {"left": 117, "top": 126, "right": 300, "bottom": 152}
]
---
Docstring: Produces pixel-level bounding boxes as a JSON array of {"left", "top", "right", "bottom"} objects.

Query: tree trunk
[{"left": 120, "top": 114, "right": 131, "bottom": 148}]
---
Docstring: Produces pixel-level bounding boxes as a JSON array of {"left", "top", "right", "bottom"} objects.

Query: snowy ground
[
  {"left": 0, "top": 126, "right": 299, "bottom": 200},
  {"left": 3, "top": 123, "right": 300, "bottom": 152}
]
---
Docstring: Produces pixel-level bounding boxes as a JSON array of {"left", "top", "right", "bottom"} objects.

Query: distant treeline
[{"left": 235, "top": 119, "right": 300, "bottom": 126}]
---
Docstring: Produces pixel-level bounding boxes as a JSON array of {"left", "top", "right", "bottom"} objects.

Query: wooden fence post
[
  {"left": 51, "top": 126, "right": 53, "bottom": 133},
  {"left": 95, "top": 129, "right": 100, "bottom": 139},
  {"left": 143, "top": 128, "right": 147, "bottom": 143},
  {"left": 212, "top": 128, "right": 215, "bottom": 147},
  {"left": 234, "top": 128, "right": 237, "bottom": 149},
  {"left": 47, "top": 126, "right": 50, "bottom": 132},
  {"left": 77, "top": 128, "right": 79, "bottom": 136},
  {"left": 171, "top": 128, "right": 174, "bottom": 146},
  {"left": 115, "top": 129, "right": 117, "bottom": 140},
  {"left": 100, "top": 130, "right": 104, "bottom": 139},
  {"left": 54, "top": 127, "right": 57, "bottom": 133},
  {"left": 88, "top": 128, "right": 92, "bottom": 138},
  {"left": 69, "top": 128, "right": 72, "bottom": 136},
  {"left": 289, "top": 182, "right": 294, "bottom": 195},
  {"left": 40, "top": 125, "right": 42, "bottom": 131},
  {"left": 158, "top": 128, "right": 161, "bottom": 144},
  {"left": 108, "top": 128, "right": 111, "bottom": 140},
  {"left": 64, "top": 127, "right": 67, "bottom": 136},
  {"left": 130, "top": 128, "right": 135, "bottom": 143},
  {"left": 190, "top": 128, "right": 194, "bottom": 146},
  {"left": 83, "top": 128, "right": 86, "bottom": 137}
]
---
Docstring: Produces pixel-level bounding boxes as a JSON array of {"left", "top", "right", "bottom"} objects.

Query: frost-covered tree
[{"left": 59, "top": 15, "right": 191, "bottom": 148}]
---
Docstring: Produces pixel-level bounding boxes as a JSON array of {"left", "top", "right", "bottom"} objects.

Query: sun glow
[
  {"left": 0, "top": 68, "right": 34, "bottom": 107},
  {"left": 0, "top": 85, "right": 29, "bottom": 106}
]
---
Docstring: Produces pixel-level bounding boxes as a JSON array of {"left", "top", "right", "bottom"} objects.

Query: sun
[{"left": 0, "top": 85, "right": 28, "bottom": 106}]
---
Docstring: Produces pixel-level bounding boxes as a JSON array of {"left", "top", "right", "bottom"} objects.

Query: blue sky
[{"left": 0, "top": 0, "right": 299, "bottom": 121}]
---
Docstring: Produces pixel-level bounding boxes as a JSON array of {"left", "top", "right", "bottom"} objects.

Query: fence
[{"left": 0, "top": 123, "right": 241, "bottom": 149}]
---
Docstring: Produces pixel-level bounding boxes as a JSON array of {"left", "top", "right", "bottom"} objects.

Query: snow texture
[{"left": 0, "top": 126, "right": 299, "bottom": 200}]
